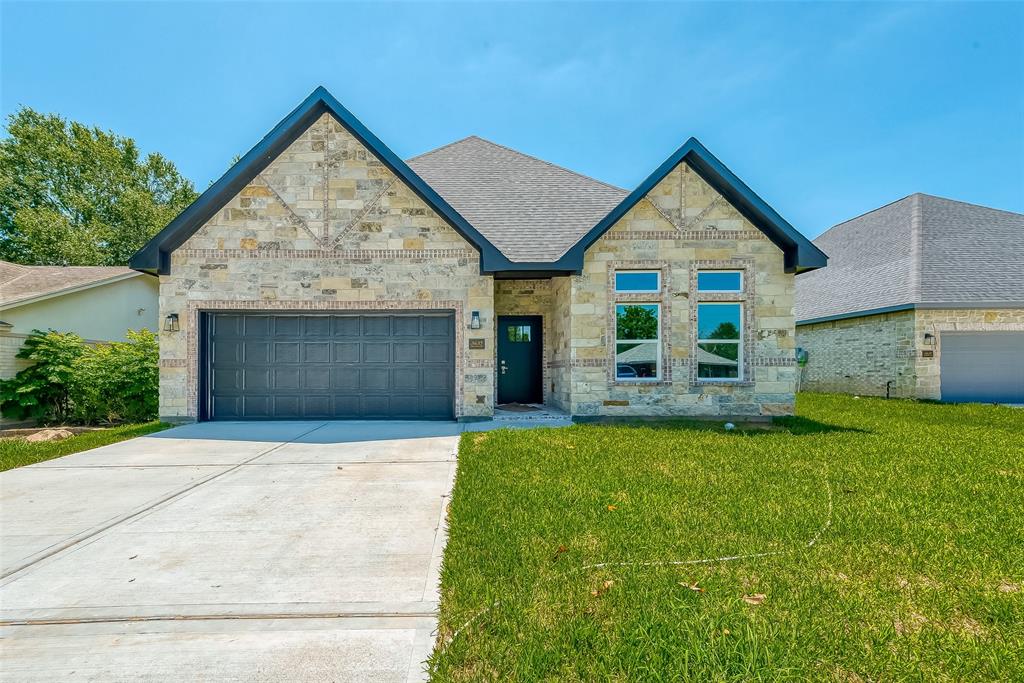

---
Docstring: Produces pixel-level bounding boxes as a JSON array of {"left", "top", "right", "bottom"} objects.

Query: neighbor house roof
[
  {"left": 131, "top": 86, "right": 826, "bottom": 276},
  {"left": 408, "top": 136, "right": 628, "bottom": 262},
  {"left": 0, "top": 261, "right": 142, "bottom": 309},
  {"left": 795, "top": 194, "right": 1024, "bottom": 324}
]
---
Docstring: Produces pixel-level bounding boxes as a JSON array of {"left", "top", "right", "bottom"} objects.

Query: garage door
[
  {"left": 205, "top": 313, "right": 454, "bottom": 420},
  {"left": 940, "top": 331, "right": 1024, "bottom": 403}
]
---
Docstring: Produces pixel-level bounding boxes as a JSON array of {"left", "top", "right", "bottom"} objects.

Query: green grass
[
  {"left": 432, "top": 394, "right": 1024, "bottom": 681},
  {"left": 0, "top": 421, "right": 169, "bottom": 471}
]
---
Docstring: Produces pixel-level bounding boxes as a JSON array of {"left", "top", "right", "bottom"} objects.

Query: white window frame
[
  {"left": 696, "top": 270, "right": 744, "bottom": 294},
  {"left": 614, "top": 270, "right": 662, "bottom": 294},
  {"left": 614, "top": 302, "right": 662, "bottom": 381},
  {"left": 696, "top": 302, "right": 743, "bottom": 382}
]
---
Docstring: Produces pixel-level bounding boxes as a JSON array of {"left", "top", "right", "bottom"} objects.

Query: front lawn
[
  {"left": 0, "top": 421, "right": 169, "bottom": 471},
  {"left": 432, "top": 394, "right": 1023, "bottom": 681}
]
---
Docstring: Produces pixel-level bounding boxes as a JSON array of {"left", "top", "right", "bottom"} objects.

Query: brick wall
[
  {"left": 160, "top": 113, "right": 495, "bottom": 421},
  {"left": 566, "top": 161, "right": 798, "bottom": 417},
  {"left": 796, "top": 310, "right": 917, "bottom": 397}
]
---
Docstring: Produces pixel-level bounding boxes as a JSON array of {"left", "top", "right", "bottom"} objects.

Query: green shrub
[
  {"left": 0, "top": 328, "right": 158, "bottom": 425},
  {"left": 0, "top": 330, "right": 85, "bottom": 422},
  {"left": 70, "top": 329, "right": 159, "bottom": 424}
]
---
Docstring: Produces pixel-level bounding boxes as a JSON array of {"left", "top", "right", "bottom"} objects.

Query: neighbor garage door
[
  {"left": 205, "top": 312, "right": 454, "bottom": 420},
  {"left": 940, "top": 331, "right": 1024, "bottom": 404}
]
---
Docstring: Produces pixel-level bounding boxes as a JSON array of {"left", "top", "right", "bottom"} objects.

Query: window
[
  {"left": 697, "top": 271, "right": 743, "bottom": 293},
  {"left": 696, "top": 303, "right": 742, "bottom": 380},
  {"left": 615, "top": 270, "right": 660, "bottom": 293},
  {"left": 507, "top": 325, "right": 532, "bottom": 342},
  {"left": 615, "top": 304, "right": 660, "bottom": 379}
]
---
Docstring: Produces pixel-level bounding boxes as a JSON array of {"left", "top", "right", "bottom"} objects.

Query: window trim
[
  {"left": 696, "top": 301, "right": 743, "bottom": 382},
  {"left": 614, "top": 270, "right": 662, "bottom": 294},
  {"left": 696, "top": 269, "right": 744, "bottom": 294},
  {"left": 614, "top": 302, "right": 662, "bottom": 381}
]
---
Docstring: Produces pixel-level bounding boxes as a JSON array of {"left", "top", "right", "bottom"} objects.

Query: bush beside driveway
[{"left": 433, "top": 394, "right": 1024, "bottom": 681}]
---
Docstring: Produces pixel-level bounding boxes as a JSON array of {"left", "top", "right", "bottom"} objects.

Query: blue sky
[{"left": 2, "top": 1, "right": 1021, "bottom": 237}]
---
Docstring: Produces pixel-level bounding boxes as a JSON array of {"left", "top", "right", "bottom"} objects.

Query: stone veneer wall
[
  {"left": 493, "top": 279, "right": 553, "bottom": 405},
  {"left": 548, "top": 277, "right": 573, "bottom": 411},
  {"left": 914, "top": 308, "right": 1024, "bottom": 400},
  {"left": 796, "top": 310, "right": 917, "bottom": 398},
  {"left": 567, "top": 161, "right": 798, "bottom": 417},
  {"left": 158, "top": 113, "right": 495, "bottom": 421}
]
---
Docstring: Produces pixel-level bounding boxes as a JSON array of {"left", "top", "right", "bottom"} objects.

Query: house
[
  {"left": 796, "top": 195, "right": 1024, "bottom": 403},
  {"left": 130, "top": 87, "right": 826, "bottom": 423}
]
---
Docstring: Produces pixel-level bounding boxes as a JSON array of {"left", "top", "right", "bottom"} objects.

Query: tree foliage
[
  {"left": 0, "top": 107, "right": 197, "bottom": 265},
  {"left": 615, "top": 305, "right": 659, "bottom": 340}
]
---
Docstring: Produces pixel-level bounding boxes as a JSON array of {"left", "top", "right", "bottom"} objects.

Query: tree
[
  {"left": 615, "top": 305, "right": 659, "bottom": 340},
  {"left": 0, "top": 107, "right": 198, "bottom": 265}
]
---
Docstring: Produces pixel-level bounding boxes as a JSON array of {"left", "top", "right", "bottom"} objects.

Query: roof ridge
[
  {"left": 812, "top": 194, "right": 918, "bottom": 244},
  {"left": 410, "top": 134, "right": 628, "bottom": 193},
  {"left": 469, "top": 135, "right": 628, "bottom": 193},
  {"left": 913, "top": 192, "right": 1024, "bottom": 217},
  {"left": 405, "top": 135, "right": 483, "bottom": 163},
  {"left": 908, "top": 193, "right": 923, "bottom": 304}
]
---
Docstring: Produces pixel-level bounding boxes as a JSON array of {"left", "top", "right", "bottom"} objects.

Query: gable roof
[
  {"left": 795, "top": 194, "right": 1024, "bottom": 324},
  {"left": 130, "top": 87, "right": 824, "bottom": 276},
  {"left": 561, "top": 137, "right": 827, "bottom": 273},
  {"left": 408, "top": 136, "right": 627, "bottom": 262},
  {"left": 130, "top": 87, "right": 516, "bottom": 275},
  {"left": 0, "top": 261, "right": 143, "bottom": 309}
]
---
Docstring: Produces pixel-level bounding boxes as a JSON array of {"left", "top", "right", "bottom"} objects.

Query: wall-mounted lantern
[
  {"left": 469, "top": 310, "right": 482, "bottom": 330},
  {"left": 923, "top": 333, "right": 936, "bottom": 346},
  {"left": 164, "top": 314, "right": 180, "bottom": 332}
]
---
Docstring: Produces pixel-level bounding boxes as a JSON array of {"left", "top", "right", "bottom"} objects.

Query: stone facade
[
  {"left": 913, "top": 308, "right": 1024, "bottom": 399},
  {"left": 562, "top": 161, "right": 798, "bottom": 417},
  {"left": 159, "top": 116, "right": 802, "bottom": 421},
  {"left": 796, "top": 308, "right": 1024, "bottom": 399},
  {"left": 158, "top": 114, "right": 494, "bottom": 421}
]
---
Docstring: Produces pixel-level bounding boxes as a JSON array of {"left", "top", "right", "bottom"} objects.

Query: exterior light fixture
[
  {"left": 164, "top": 314, "right": 180, "bottom": 332},
  {"left": 469, "top": 311, "right": 481, "bottom": 330},
  {"left": 923, "top": 333, "right": 936, "bottom": 346}
]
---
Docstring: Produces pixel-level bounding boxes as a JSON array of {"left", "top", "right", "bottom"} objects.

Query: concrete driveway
[{"left": 0, "top": 421, "right": 462, "bottom": 682}]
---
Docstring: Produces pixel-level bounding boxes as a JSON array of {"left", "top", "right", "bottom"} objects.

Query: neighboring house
[
  {"left": 796, "top": 195, "right": 1024, "bottom": 403},
  {"left": 130, "top": 86, "right": 826, "bottom": 423},
  {"left": 0, "top": 261, "right": 159, "bottom": 423},
  {"left": 0, "top": 261, "right": 160, "bottom": 378}
]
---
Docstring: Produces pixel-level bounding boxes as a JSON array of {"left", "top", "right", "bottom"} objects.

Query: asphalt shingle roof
[
  {"left": 0, "top": 261, "right": 139, "bottom": 309},
  {"left": 407, "top": 136, "right": 628, "bottom": 262},
  {"left": 796, "top": 194, "right": 1024, "bottom": 322}
]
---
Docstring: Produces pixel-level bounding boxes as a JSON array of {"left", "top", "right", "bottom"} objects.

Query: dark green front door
[{"left": 497, "top": 315, "right": 543, "bottom": 404}]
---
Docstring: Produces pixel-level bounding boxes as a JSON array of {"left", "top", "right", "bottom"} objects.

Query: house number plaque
[{"left": 469, "top": 338, "right": 486, "bottom": 350}]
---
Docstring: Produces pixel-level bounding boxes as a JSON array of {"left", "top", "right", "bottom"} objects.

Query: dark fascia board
[
  {"left": 130, "top": 86, "right": 516, "bottom": 275},
  {"left": 558, "top": 137, "right": 828, "bottom": 274},
  {"left": 796, "top": 304, "right": 916, "bottom": 326},
  {"left": 796, "top": 301, "right": 1024, "bottom": 326}
]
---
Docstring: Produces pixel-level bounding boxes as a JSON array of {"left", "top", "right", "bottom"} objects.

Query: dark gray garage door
[
  {"left": 206, "top": 313, "right": 454, "bottom": 420},
  {"left": 940, "top": 331, "right": 1024, "bottom": 404}
]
